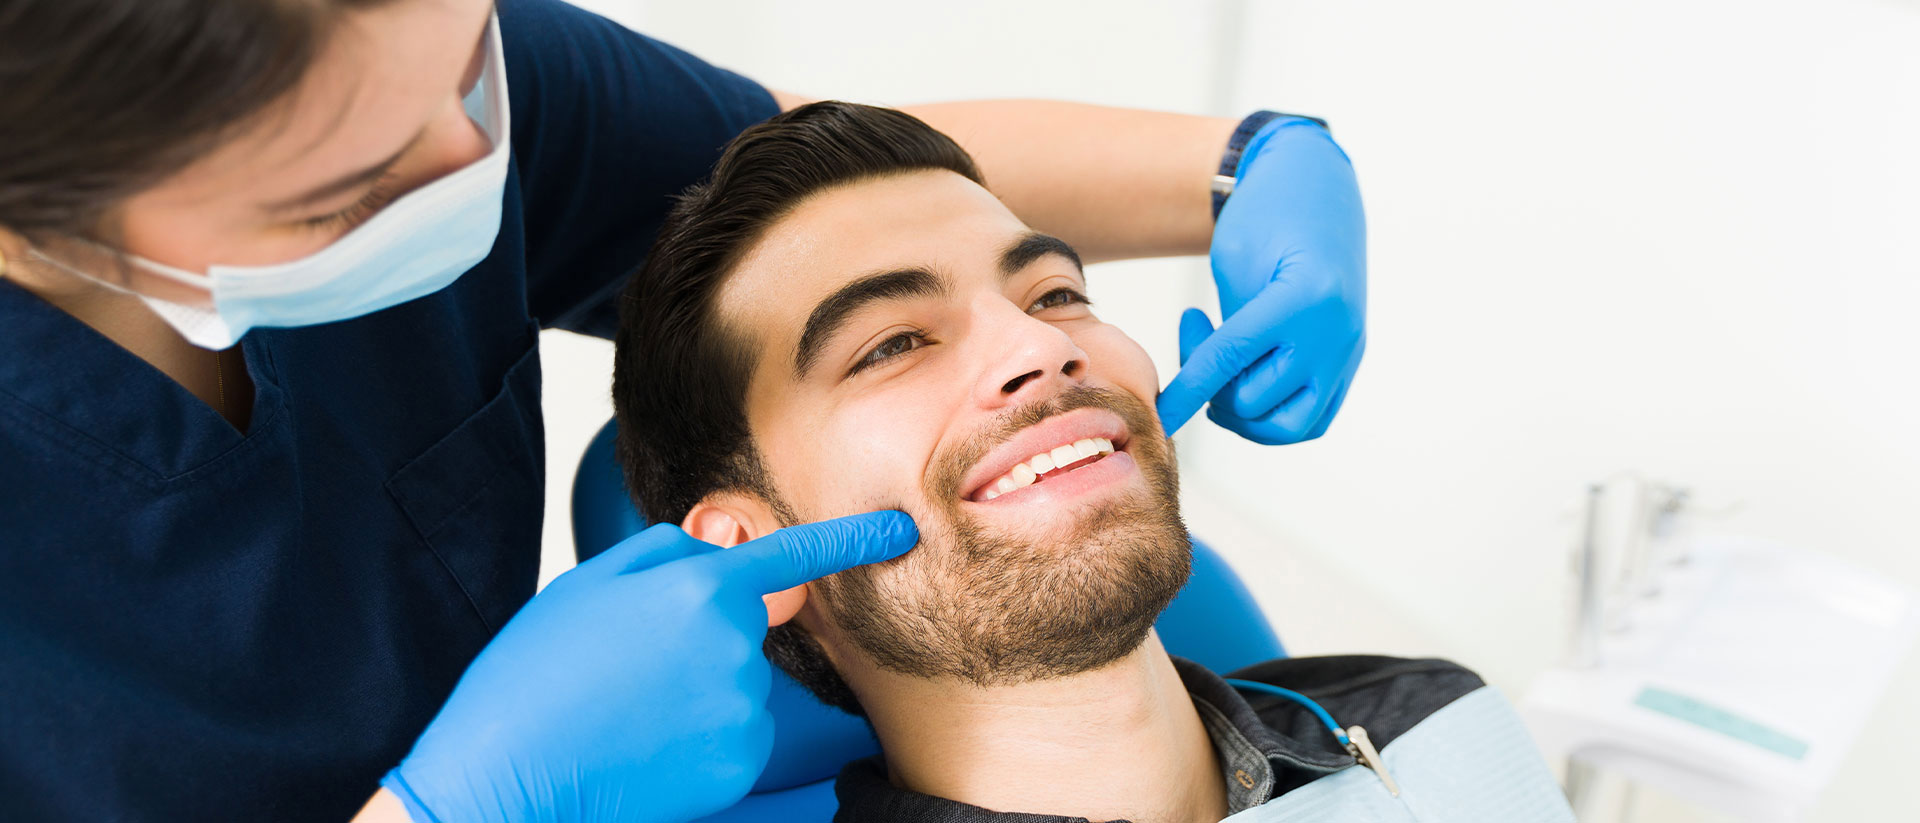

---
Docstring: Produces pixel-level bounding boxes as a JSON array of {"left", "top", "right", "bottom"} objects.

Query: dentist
[{"left": 0, "top": 1, "right": 1364, "bottom": 821}]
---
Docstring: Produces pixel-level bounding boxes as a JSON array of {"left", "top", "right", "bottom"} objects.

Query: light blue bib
[{"left": 1225, "top": 687, "right": 1574, "bottom": 822}]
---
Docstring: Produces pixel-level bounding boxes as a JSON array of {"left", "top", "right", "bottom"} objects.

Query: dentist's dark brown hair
[{"left": 0, "top": 0, "right": 391, "bottom": 244}]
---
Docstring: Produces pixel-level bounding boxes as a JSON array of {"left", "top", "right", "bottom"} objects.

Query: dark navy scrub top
[{"left": 0, "top": 1, "right": 777, "bottom": 819}]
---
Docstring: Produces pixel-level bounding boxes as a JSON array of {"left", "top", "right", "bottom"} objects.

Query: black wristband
[{"left": 1212, "top": 110, "right": 1331, "bottom": 220}]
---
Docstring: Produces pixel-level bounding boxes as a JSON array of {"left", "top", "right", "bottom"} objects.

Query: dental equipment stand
[{"left": 1524, "top": 479, "right": 1920, "bottom": 821}]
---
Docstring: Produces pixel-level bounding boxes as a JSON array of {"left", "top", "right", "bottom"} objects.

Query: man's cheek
[
  {"left": 1078, "top": 325, "right": 1161, "bottom": 407},
  {"left": 816, "top": 427, "right": 932, "bottom": 517}
]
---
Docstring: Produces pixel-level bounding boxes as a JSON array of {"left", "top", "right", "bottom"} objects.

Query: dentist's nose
[{"left": 974, "top": 309, "right": 1088, "bottom": 411}]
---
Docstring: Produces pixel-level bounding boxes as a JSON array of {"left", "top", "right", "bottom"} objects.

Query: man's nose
[{"left": 973, "top": 306, "right": 1089, "bottom": 411}]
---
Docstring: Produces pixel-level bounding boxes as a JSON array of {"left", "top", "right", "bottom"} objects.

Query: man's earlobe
[
  {"left": 761, "top": 583, "right": 810, "bottom": 628},
  {"left": 681, "top": 498, "right": 809, "bottom": 627}
]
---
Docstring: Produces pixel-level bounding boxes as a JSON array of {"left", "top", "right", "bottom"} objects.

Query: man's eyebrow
[
  {"left": 794, "top": 267, "right": 951, "bottom": 379},
  {"left": 998, "top": 231, "right": 1083, "bottom": 279},
  {"left": 260, "top": 134, "right": 417, "bottom": 216}
]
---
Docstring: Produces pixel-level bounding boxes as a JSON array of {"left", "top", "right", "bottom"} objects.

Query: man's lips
[{"left": 958, "top": 407, "right": 1133, "bottom": 502}]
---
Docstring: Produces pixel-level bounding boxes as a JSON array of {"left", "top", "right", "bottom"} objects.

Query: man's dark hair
[
  {"left": 612, "top": 101, "right": 984, "bottom": 714},
  {"left": 613, "top": 101, "right": 982, "bottom": 527}
]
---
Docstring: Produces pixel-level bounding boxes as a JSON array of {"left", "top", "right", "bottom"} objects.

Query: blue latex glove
[
  {"left": 1157, "top": 118, "right": 1367, "bottom": 444},
  {"left": 381, "top": 512, "right": 918, "bottom": 823}
]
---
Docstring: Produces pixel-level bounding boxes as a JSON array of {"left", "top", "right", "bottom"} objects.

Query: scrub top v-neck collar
[{"left": 0, "top": 276, "right": 286, "bottom": 482}]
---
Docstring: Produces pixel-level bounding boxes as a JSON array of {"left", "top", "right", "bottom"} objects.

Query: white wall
[{"left": 538, "top": 1, "right": 1920, "bottom": 819}]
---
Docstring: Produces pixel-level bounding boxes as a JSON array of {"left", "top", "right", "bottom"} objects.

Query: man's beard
[{"left": 779, "top": 385, "right": 1191, "bottom": 693}]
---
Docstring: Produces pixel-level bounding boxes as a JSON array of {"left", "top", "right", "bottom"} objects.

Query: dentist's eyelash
[
  {"left": 299, "top": 175, "right": 398, "bottom": 233},
  {"left": 847, "top": 329, "right": 930, "bottom": 378},
  {"left": 1029, "top": 287, "right": 1092, "bottom": 312}
]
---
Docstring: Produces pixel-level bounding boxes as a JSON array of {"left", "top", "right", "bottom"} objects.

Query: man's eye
[
  {"left": 848, "top": 330, "right": 929, "bottom": 377},
  {"left": 1028, "top": 287, "right": 1092, "bottom": 313}
]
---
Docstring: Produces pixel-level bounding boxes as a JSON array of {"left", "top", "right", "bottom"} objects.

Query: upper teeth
[{"left": 980, "top": 437, "right": 1116, "bottom": 500}]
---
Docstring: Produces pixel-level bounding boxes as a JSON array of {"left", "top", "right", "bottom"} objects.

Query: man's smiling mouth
[
  {"left": 972, "top": 437, "right": 1116, "bottom": 501},
  {"left": 957, "top": 406, "right": 1136, "bottom": 505}
]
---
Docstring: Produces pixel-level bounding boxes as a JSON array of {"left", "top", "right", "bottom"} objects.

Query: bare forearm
[
  {"left": 765, "top": 93, "right": 1234, "bottom": 262},
  {"left": 899, "top": 100, "right": 1233, "bottom": 263}
]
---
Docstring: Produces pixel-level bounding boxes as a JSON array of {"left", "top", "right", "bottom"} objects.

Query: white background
[{"left": 537, "top": 1, "right": 1920, "bottom": 819}]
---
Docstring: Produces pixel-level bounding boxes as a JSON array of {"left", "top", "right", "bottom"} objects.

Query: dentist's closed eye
[
  {"left": 297, "top": 173, "right": 399, "bottom": 234},
  {"left": 848, "top": 329, "right": 931, "bottom": 378},
  {"left": 1028, "top": 287, "right": 1092, "bottom": 314}
]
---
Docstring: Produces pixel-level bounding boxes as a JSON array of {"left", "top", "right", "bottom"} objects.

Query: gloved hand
[
  {"left": 381, "top": 512, "right": 918, "bottom": 823},
  {"left": 1157, "top": 118, "right": 1366, "bottom": 444}
]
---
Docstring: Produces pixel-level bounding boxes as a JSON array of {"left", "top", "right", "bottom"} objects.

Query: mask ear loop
[{"left": 24, "top": 246, "right": 136, "bottom": 297}]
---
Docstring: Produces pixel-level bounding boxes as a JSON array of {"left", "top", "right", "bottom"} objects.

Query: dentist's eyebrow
[
  {"left": 998, "top": 231, "right": 1082, "bottom": 279},
  {"left": 794, "top": 267, "right": 951, "bottom": 379}
]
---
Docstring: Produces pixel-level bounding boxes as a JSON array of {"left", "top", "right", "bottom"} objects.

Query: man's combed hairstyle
[{"left": 613, "top": 101, "right": 983, "bottom": 528}]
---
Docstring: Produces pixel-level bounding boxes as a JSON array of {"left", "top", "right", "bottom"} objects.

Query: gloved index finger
[
  {"left": 1158, "top": 317, "right": 1246, "bottom": 438},
  {"left": 1155, "top": 308, "right": 1221, "bottom": 437},
  {"left": 707, "top": 510, "right": 920, "bottom": 595},
  {"left": 1156, "top": 374, "right": 1212, "bottom": 438}
]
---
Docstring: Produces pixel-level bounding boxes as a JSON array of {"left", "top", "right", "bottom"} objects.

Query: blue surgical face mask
[{"left": 33, "top": 13, "right": 512, "bottom": 350}]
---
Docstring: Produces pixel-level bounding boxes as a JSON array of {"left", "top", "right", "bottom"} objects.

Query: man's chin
[{"left": 866, "top": 494, "right": 1191, "bottom": 685}]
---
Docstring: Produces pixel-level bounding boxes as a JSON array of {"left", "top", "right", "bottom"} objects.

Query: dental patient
[{"left": 612, "top": 102, "right": 1569, "bottom": 823}]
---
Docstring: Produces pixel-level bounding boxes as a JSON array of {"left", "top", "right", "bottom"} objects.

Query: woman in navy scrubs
[{"left": 0, "top": 1, "right": 1367, "bottom": 820}]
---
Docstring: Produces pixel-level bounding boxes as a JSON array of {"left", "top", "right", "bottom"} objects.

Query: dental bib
[{"left": 1225, "top": 687, "right": 1575, "bottom": 823}]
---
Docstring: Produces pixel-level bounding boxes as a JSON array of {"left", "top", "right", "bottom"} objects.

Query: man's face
[{"left": 714, "top": 169, "right": 1189, "bottom": 685}]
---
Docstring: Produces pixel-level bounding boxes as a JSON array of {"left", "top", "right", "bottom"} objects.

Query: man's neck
[{"left": 855, "top": 632, "right": 1228, "bottom": 823}]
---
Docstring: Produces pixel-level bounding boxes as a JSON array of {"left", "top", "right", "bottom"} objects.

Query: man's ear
[{"left": 681, "top": 495, "right": 810, "bottom": 628}]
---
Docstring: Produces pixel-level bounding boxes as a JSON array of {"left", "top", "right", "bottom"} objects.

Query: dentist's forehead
[
  {"left": 717, "top": 170, "right": 1029, "bottom": 345},
  {"left": 130, "top": 0, "right": 492, "bottom": 217}
]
